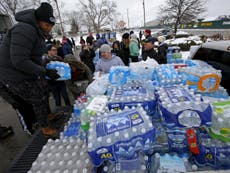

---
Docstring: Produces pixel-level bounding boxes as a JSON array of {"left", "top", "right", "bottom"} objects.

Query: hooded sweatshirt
[{"left": 0, "top": 9, "right": 46, "bottom": 81}]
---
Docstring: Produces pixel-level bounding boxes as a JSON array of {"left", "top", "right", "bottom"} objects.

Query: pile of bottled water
[
  {"left": 200, "top": 85, "right": 229, "bottom": 100},
  {"left": 193, "top": 134, "right": 230, "bottom": 169},
  {"left": 209, "top": 100, "right": 230, "bottom": 142},
  {"left": 152, "top": 65, "right": 182, "bottom": 86},
  {"left": 178, "top": 65, "right": 222, "bottom": 93},
  {"left": 109, "top": 66, "right": 130, "bottom": 86},
  {"left": 166, "top": 46, "right": 183, "bottom": 64},
  {"left": 107, "top": 80, "right": 156, "bottom": 116},
  {"left": 87, "top": 107, "right": 155, "bottom": 167},
  {"left": 157, "top": 85, "right": 212, "bottom": 128},
  {"left": 28, "top": 138, "right": 93, "bottom": 173},
  {"left": 46, "top": 61, "right": 71, "bottom": 80}
]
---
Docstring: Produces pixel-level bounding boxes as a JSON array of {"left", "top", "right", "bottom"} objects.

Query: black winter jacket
[
  {"left": 142, "top": 48, "right": 158, "bottom": 61},
  {"left": 0, "top": 9, "right": 46, "bottom": 81},
  {"left": 157, "top": 43, "right": 168, "bottom": 64}
]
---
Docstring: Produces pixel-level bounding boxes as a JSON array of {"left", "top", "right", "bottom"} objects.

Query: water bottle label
[
  {"left": 164, "top": 86, "right": 195, "bottom": 103},
  {"left": 114, "top": 88, "right": 147, "bottom": 97},
  {"left": 96, "top": 110, "right": 144, "bottom": 137},
  {"left": 86, "top": 96, "right": 108, "bottom": 112}
]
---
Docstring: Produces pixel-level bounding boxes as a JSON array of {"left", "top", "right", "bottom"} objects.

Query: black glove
[{"left": 45, "top": 69, "right": 60, "bottom": 80}]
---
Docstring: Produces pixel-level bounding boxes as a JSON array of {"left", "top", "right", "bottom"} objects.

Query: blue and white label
[
  {"left": 164, "top": 86, "right": 194, "bottom": 103},
  {"left": 96, "top": 110, "right": 144, "bottom": 137}
]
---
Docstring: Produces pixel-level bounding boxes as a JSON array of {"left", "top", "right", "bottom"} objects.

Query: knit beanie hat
[
  {"left": 144, "top": 29, "right": 151, "bottom": 35},
  {"left": 46, "top": 44, "right": 54, "bottom": 53},
  {"left": 122, "top": 33, "right": 130, "bottom": 39},
  {"left": 35, "top": 2, "right": 55, "bottom": 25},
  {"left": 158, "top": 36, "right": 166, "bottom": 43},
  {"left": 100, "top": 44, "right": 112, "bottom": 53}
]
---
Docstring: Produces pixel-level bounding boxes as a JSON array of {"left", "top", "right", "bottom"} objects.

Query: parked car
[
  {"left": 152, "top": 28, "right": 174, "bottom": 39},
  {"left": 190, "top": 40, "right": 230, "bottom": 94}
]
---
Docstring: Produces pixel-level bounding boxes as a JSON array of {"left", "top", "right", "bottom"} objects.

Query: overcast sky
[{"left": 60, "top": 0, "right": 230, "bottom": 27}]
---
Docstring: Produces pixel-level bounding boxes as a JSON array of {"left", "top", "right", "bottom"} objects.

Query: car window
[{"left": 193, "top": 47, "right": 230, "bottom": 66}]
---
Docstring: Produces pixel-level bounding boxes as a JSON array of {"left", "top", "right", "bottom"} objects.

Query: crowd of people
[
  {"left": 77, "top": 29, "right": 168, "bottom": 75},
  {"left": 0, "top": 2, "right": 169, "bottom": 139}
]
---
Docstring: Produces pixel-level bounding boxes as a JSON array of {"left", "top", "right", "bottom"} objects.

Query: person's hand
[{"left": 45, "top": 69, "right": 60, "bottom": 80}]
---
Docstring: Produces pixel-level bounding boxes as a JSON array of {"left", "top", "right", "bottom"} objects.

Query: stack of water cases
[
  {"left": 107, "top": 81, "right": 156, "bottom": 116},
  {"left": 87, "top": 107, "right": 155, "bottom": 172},
  {"left": 28, "top": 138, "right": 93, "bottom": 173},
  {"left": 157, "top": 85, "right": 212, "bottom": 128},
  {"left": 166, "top": 46, "right": 183, "bottom": 64},
  {"left": 194, "top": 133, "right": 230, "bottom": 170},
  {"left": 178, "top": 64, "right": 222, "bottom": 93},
  {"left": 152, "top": 64, "right": 183, "bottom": 87},
  {"left": 208, "top": 100, "right": 230, "bottom": 142}
]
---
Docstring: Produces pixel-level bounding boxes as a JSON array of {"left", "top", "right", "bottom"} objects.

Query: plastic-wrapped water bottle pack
[
  {"left": 193, "top": 134, "right": 230, "bottom": 169},
  {"left": 157, "top": 85, "right": 212, "bottom": 128},
  {"left": 99, "top": 151, "right": 149, "bottom": 173},
  {"left": 107, "top": 80, "right": 156, "bottom": 116},
  {"left": 46, "top": 61, "right": 71, "bottom": 80},
  {"left": 28, "top": 138, "right": 93, "bottom": 173},
  {"left": 208, "top": 100, "right": 230, "bottom": 142},
  {"left": 152, "top": 64, "right": 183, "bottom": 87},
  {"left": 108, "top": 66, "right": 131, "bottom": 86},
  {"left": 149, "top": 153, "right": 198, "bottom": 173},
  {"left": 167, "top": 46, "right": 183, "bottom": 64},
  {"left": 87, "top": 107, "right": 155, "bottom": 166},
  {"left": 199, "top": 85, "right": 229, "bottom": 100},
  {"left": 178, "top": 65, "right": 222, "bottom": 93}
]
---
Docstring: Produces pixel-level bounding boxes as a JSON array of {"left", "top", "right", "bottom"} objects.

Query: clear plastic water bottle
[
  {"left": 167, "top": 50, "right": 173, "bottom": 64},
  {"left": 150, "top": 153, "right": 160, "bottom": 173}
]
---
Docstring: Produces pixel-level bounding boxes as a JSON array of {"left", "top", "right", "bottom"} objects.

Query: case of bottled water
[
  {"left": 152, "top": 64, "right": 183, "bottom": 87},
  {"left": 109, "top": 66, "right": 130, "bottom": 86},
  {"left": 149, "top": 153, "right": 191, "bottom": 173},
  {"left": 167, "top": 46, "right": 183, "bottom": 64},
  {"left": 87, "top": 108, "right": 155, "bottom": 167},
  {"left": 157, "top": 85, "right": 212, "bottom": 128},
  {"left": 46, "top": 61, "right": 71, "bottom": 80},
  {"left": 29, "top": 138, "right": 93, "bottom": 173},
  {"left": 194, "top": 134, "right": 230, "bottom": 169},
  {"left": 208, "top": 100, "right": 230, "bottom": 142},
  {"left": 178, "top": 65, "right": 222, "bottom": 93},
  {"left": 166, "top": 128, "right": 189, "bottom": 153},
  {"left": 107, "top": 81, "right": 156, "bottom": 116}
]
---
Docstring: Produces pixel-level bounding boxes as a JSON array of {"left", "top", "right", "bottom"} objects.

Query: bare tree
[
  {"left": 79, "top": 0, "right": 117, "bottom": 33},
  {"left": 63, "top": 11, "right": 80, "bottom": 35},
  {"left": 158, "top": 0, "right": 206, "bottom": 33},
  {"left": 0, "top": 0, "right": 32, "bottom": 17}
]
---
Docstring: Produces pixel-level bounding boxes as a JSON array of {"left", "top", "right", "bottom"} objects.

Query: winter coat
[
  {"left": 142, "top": 48, "right": 158, "bottom": 61},
  {"left": 111, "top": 41, "right": 123, "bottom": 59},
  {"left": 79, "top": 48, "right": 96, "bottom": 73},
  {"left": 157, "top": 43, "right": 168, "bottom": 64},
  {"left": 62, "top": 42, "right": 73, "bottom": 56},
  {"left": 0, "top": 9, "right": 46, "bottom": 81},
  {"left": 129, "top": 39, "right": 140, "bottom": 57},
  {"left": 86, "top": 35, "right": 94, "bottom": 45},
  {"left": 120, "top": 42, "right": 130, "bottom": 66}
]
